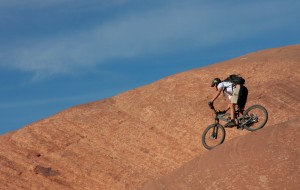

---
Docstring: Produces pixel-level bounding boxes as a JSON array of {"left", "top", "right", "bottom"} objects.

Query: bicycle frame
[
  {"left": 203, "top": 103, "right": 268, "bottom": 149},
  {"left": 209, "top": 104, "right": 246, "bottom": 128}
]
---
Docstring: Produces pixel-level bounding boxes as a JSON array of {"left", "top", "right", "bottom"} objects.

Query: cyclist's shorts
[{"left": 231, "top": 85, "right": 240, "bottom": 104}]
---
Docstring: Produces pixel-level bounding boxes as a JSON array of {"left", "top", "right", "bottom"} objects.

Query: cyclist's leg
[{"left": 225, "top": 85, "right": 240, "bottom": 127}]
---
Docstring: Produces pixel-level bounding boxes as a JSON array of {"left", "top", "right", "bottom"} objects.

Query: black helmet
[{"left": 211, "top": 78, "right": 221, "bottom": 87}]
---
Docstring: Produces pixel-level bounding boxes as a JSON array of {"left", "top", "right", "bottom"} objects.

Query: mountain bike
[{"left": 202, "top": 103, "right": 268, "bottom": 150}]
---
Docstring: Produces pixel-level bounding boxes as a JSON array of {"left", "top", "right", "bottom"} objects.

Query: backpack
[
  {"left": 224, "top": 74, "right": 248, "bottom": 109},
  {"left": 224, "top": 74, "right": 245, "bottom": 85}
]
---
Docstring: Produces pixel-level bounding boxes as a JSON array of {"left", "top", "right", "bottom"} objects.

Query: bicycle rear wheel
[
  {"left": 242, "top": 105, "right": 268, "bottom": 131},
  {"left": 202, "top": 124, "right": 226, "bottom": 150}
]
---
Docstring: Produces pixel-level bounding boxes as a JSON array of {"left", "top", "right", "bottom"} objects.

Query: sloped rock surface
[
  {"left": 0, "top": 44, "right": 299, "bottom": 189},
  {"left": 141, "top": 118, "right": 300, "bottom": 190}
]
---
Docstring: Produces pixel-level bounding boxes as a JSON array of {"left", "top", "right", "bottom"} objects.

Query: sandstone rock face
[
  {"left": 141, "top": 118, "right": 300, "bottom": 190},
  {"left": 0, "top": 45, "right": 299, "bottom": 189}
]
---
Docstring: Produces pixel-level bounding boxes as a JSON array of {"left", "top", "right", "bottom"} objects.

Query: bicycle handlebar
[{"left": 208, "top": 102, "right": 217, "bottom": 114}]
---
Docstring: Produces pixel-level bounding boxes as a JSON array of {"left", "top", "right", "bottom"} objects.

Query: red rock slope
[
  {"left": 0, "top": 44, "right": 299, "bottom": 189},
  {"left": 140, "top": 118, "right": 300, "bottom": 190}
]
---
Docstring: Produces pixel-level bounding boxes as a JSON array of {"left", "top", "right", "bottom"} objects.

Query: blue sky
[{"left": 1, "top": 0, "right": 300, "bottom": 134}]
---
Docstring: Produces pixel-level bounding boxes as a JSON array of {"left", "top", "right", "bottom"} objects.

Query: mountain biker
[{"left": 208, "top": 78, "right": 241, "bottom": 127}]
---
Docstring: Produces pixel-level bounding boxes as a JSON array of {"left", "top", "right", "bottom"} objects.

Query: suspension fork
[{"left": 212, "top": 119, "right": 220, "bottom": 138}]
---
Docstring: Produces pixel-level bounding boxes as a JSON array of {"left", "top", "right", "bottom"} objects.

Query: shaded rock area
[
  {"left": 0, "top": 44, "right": 299, "bottom": 189},
  {"left": 34, "top": 165, "right": 60, "bottom": 177}
]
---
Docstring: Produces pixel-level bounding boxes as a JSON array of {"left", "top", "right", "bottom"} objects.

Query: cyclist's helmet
[{"left": 211, "top": 78, "right": 221, "bottom": 87}]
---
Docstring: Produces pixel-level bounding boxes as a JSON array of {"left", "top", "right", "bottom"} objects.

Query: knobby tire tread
[
  {"left": 243, "top": 105, "right": 268, "bottom": 131},
  {"left": 202, "top": 124, "right": 226, "bottom": 150}
]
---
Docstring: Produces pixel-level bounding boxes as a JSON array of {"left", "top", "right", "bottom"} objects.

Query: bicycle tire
[
  {"left": 202, "top": 124, "right": 226, "bottom": 150},
  {"left": 242, "top": 105, "right": 268, "bottom": 131}
]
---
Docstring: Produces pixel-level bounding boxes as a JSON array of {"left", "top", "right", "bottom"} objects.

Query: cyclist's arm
[{"left": 210, "top": 87, "right": 222, "bottom": 102}]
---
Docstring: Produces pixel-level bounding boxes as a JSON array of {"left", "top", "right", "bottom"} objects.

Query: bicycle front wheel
[
  {"left": 202, "top": 124, "right": 226, "bottom": 150},
  {"left": 242, "top": 105, "right": 268, "bottom": 131}
]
